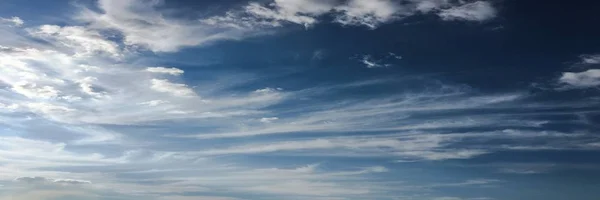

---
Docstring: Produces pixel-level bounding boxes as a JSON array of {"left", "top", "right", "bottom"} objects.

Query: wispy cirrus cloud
[
  {"left": 207, "top": 0, "right": 499, "bottom": 30},
  {"left": 0, "top": 1, "right": 599, "bottom": 200},
  {"left": 438, "top": 1, "right": 497, "bottom": 21},
  {"left": 0, "top": 16, "right": 24, "bottom": 27},
  {"left": 580, "top": 54, "right": 600, "bottom": 64},
  {"left": 75, "top": 0, "right": 498, "bottom": 52}
]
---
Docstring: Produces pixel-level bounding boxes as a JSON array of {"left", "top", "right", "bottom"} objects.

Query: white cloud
[
  {"left": 140, "top": 100, "right": 169, "bottom": 107},
  {"left": 260, "top": 117, "right": 279, "bottom": 123},
  {"left": 272, "top": 0, "right": 337, "bottom": 16},
  {"left": 244, "top": 1, "right": 329, "bottom": 28},
  {"left": 52, "top": 179, "right": 92, "bottom": 185},
  {"left": 0, "top": 37, "right": 286, "bottom": 126},
  {"left": 198, "top": 134, "right": 487, "bottom": 160},
  {"left": 11, "top": 82, "right": 61, "bottom": 99},
  {"left": 334, "top": 0, "right": 403, "bottom": 29},
  {"left": 0, "top": 16, "right": 24, "bottom": 26},
  {"left": 204, "top": 0, "right": 337, "bottom": 29},
  {"left": 147, "top": 67, "right": 185, "bottom": 76},
  {"left": 78, "top": 0, "right": 254, "bottom": 52},
  {"left": 580, "top": 54, "right": 600, "bottom": 64},
  {"left": 77, "top": 77, "right": 106, "bottom": 98},
  {"left": 14, "top": 176, "right": 91, "bottom": 185},
  {"left": 0, "top": 3, "right": 591, "bottom": 200},
  {"left": 150, "top": 79, "right": 196, "bottom": 97},
  {"left": 29, "top": 25, "right": 121, "bottom": 57},
  {"left": 438, "top": 1, "right": 497, "bottom": 21},
  {"left": 26, "top": 103, "right": 75, "bottom": 116},
  {"left": 559, "top": 69, "right": 600, "bottom": 88},
  {"left": 359, "top": 55, "right": 387, "bottom": 68},
  {"left": 388, "top": 52, "right": 403, "bottom": 60},
  {"left": 0, "top": 136, "right": 115, "bottom": 168},
  {"left": 0, "top": 102, "right": 19, "bottom": 111},
  {"left": 0, "top": 189, "right": 94, "bottom": 200},
  {"left": 187, "top": 92, "right": 525, "bottom": 139},
  {"left": 430, "top": 179, "right": 499, "bottom": 188},
  {"left": 204, "top": 0, "right": 499, "bottom": 31},
  {"left": 413, "top": 0, "right": 451, "bottom": 12}
]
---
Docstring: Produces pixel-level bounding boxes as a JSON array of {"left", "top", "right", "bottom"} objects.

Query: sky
[{"left": 0, "top": 0, "right": 599, "bottom": 200}]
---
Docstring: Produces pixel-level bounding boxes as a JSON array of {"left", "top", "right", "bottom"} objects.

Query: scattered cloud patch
[
  {"left": 334, "top": 0, "right": 403, "bottom": 29},
  {"left": 244, "top": 0, "right": 337, "bottom": 28},
  {"left": 147, "top": 67, "right": 185, "bottom": 76},
  {"left": 52, "top": 179, "right": 92, "bottom": 185},
  {"left": 14, "top": 176, "right": 91, "bottom": 185},
  {"left": 29, "top": 25, "right": 121, "bottom": 57},
  {"left": 580, "top": 54, "right": 600, "bottom": 64},
  {"left": 150, "top": 79, "right": 196, "bottom": 97},
  {"left": 79, "top": 0, "right": 253, "bottom": 52},
  {"left": 357, "top": 54, "right": 395, "bottom": 68},
  {"left": 388, "top": 52, "right": 403, "bottom": 60},
  {"left": 11, "top": 82, "right": 61, "bottom": 99},
  {"left": 312, "top": 49, "right": 326, "bottom": 60},
  {"left": 205, "top": 0, "right": 498, "bottom": 31},
  {"left": 559, "top": 69, "right": 600, "bottom": 88},
  {"left": 0, "top": 16, "right": 24, "bottom": 26},
  {"left": 438, "top": 1, "right": 497, "bottom": 21},
  {"left": 0, "top": 1, "right": 596, "bottom": 200},
  {"left": 139, "top": 100, "right": 169, "bottom": 107},
  {"left": 260, "top": 117, "right": 279, "bottom": 123},
  {"left": 414, "top": 0, "right": 452, "bottom": 12}
]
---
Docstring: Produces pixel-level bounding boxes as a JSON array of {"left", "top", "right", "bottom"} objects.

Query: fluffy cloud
[{"left": 559, "top": 69, "right": 600, "bottom": 88}]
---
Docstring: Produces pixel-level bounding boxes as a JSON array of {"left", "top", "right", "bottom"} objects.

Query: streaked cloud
[
  {"left": 0, "top": 16, "right": 24, "bottom": 26},
  {"left": 438, "top": 1, "right": 497, "bottom": 21},
  {"left": 0, "top": 1, "right": 598, "bottom": 200},
  {"left": 580, "top": 54, "right": 600, "bottom": 64},
  {"left": 147, "top": 67, "right": 185, "bottom": 76},
  {"left": 559, "top": 69, "right": 600, "bottom": 88},
  {"left": 29, "top": 25, "right": 121, "bottom": 58}
]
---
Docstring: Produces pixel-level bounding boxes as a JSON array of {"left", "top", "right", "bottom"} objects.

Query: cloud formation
[
  {"left": 0, "top": 16, "right": 24, "bottom": 26},
  {"left": 560, "top": 69, "right": 600, "bottom": 88},
  {"left": 438, "top": 1, "right": 497, "bottom": 21},
  {"left": 0, "top": 1, "right": 598, "bottom": 200},
  {"left": 209, "top": 0, "right": 499, "bottom": 31},
  {"left": 580, "top": 54, "right": 600, "bottom": 64},
  {"left": 87, "top": 0, "right": 498, "bottom": 52}
]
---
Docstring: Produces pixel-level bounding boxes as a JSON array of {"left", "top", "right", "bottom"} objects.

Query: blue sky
[{"left": 0, "top": 0, "right": 599, "bottom": 200}]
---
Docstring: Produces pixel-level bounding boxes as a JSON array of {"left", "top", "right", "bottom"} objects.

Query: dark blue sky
[{"left": 0, "top": 0, "right": 599, "bottom": 200}]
